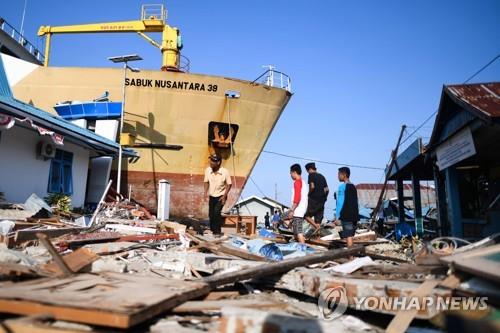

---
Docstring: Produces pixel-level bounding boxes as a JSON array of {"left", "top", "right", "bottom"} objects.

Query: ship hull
[
  {"left": 4, "top": 54, "right": 291, "bottom": 218},
  {"left": 122, "top": 170, "right": 246, "bottom": 219}
]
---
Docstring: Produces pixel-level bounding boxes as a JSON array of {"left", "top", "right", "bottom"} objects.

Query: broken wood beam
[
  {"left": 203, "top": 245, "right": 364, "bottom": 288},
  {"left": 15, "top": 227, "right": 85, "bottom": 243},
  {"left": 36, "top": 233, "right": 73, "bottom": 277},
  {"left": 172, "top": 299, "right": 287, "bottom": 313},
  {"left": 41, "top": 248, "right": 99, "bottom": 277},
  {"left": 386, "top": 279, "right": 441, "bottom": 333},
  {"left": 186, "top": 234, "right": 265, "bottom": 261},
  {"left": 270, "top": 268, "right": 452, "bottom": 319},
  {"left": 117, "top": 233, "right": 179, "bottom": 242}
]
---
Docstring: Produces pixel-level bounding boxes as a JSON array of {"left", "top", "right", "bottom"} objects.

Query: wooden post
[
  {"left": 397, "top": 178, "right": 405, "bottom": 223},
  {"left": 412, "top": 173, "right": 423, "bottom": 237},
  {"left": 370, "top": 125, "right": 407, "bottom": 229},
  {"left": 36, "top": 233, "right": 73, "bottom": 277}
]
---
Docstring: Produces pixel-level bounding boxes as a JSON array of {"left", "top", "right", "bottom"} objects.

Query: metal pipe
[{"left": 116, "top": 61, "right": 127, "bottom": 197}]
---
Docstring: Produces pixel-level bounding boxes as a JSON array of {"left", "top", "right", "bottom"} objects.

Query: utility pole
[
  {"left": 369, "top": 125, "right": 407, "bottom": 230},
  {"left": 274, "top": 183, "right": 278, "bottom": 201}
]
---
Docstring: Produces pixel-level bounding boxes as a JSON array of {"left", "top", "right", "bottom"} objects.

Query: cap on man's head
[
  {"left": 209, "top": 153, "right": 222, "bottom": 162},
  {"left": 305, "top": 162, "right": 316, "bottom": 171}
]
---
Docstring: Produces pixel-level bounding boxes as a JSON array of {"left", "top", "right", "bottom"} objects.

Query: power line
[
  {"left": 249, "top": 176, "right": 267, "bottom": 197},
  {"left": 262, "top": 150, "right": 384, "bottom": 170},
  {"left": 400, "top": 110, "right": 437, "bottom": 145},
  {"left": 401, "top": 52, "right": 500, "bottom": 146},
  {"left": 464, "top": 53, "right": 500, "bottom": 84}
]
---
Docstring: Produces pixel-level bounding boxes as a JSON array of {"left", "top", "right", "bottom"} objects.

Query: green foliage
[{"left": 44, "top": 193, "right": 71, "bottom": 213}]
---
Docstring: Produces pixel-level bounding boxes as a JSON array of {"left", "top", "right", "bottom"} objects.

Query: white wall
[
  {"left": 237, "top": 201, "right": 273, "bottom": 224},
  {"left": 0, "top": 126, "right": 89, "bottom": 207}
]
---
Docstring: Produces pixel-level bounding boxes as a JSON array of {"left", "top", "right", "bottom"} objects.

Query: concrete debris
[{"left": 0, "top": 196, "right": 499, "bottom": 332}]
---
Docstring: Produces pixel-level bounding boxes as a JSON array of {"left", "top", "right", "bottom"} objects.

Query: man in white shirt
[{"left": 204, "top": 153, "right": 232, "bottom": 236}]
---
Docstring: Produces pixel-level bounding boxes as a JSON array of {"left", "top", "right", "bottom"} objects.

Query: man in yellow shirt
[{"left": 204, "top": 153, "right": 232, "bottom": 236}]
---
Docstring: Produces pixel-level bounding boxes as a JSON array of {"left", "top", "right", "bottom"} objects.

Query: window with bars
[{"left": 47, "top": 149, "right": 73, "bottom": 195}]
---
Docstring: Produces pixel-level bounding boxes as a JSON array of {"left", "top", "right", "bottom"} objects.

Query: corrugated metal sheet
[
  {"left": 356, "top": 183, "right": 436, "bottom": 209},
  {"left": 446, "top": 82, "right": 500, "bottom": 118}
]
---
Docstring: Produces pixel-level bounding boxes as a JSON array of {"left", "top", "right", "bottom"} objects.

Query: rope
[{"left": 226, "top": 98, "right": 251, "bottom": 216}]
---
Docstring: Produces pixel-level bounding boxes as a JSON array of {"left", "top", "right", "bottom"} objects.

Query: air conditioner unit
[{"left": 39, "top": 142, "right": 56, "bottom": 159}]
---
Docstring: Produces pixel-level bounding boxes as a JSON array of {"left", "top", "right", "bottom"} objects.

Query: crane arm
[
  {"left": 37, "top": 20, "right": 164, "bottom": 36},
  {"left": 36, "top": 4, "right": 182, "bottom": 71}
]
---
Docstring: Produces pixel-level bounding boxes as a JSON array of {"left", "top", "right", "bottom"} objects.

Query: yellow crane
[{"left": 37, "top": 4, "right": 183, "bottom": 71}]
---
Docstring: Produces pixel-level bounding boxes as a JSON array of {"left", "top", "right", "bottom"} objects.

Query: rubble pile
[{"left": 0, "top": 195, "right": 499, "bottom": 332}]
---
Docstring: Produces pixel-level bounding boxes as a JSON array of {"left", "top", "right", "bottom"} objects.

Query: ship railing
[
  {"left": 0, "top": 17, "right": 44, "bottom": 63},
  {"left": 178, "top": 54, "right": 190, "bottom": 72},
  {"left": 141, "top": 4, "right": 166, "bottom": 21},
  {"left": 252, "top": 68, "right": 292, "bottom": 92}
]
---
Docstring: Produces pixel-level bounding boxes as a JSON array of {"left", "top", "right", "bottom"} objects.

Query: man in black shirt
[
  {"left": 264, "top": 212, "right": 270, "bottom": 229},
  {"left": 335, "top": 166, "right": 359, "bottom": 248},
  {"left": 304, "top": 162, "right": 329, "bottom": 231}
]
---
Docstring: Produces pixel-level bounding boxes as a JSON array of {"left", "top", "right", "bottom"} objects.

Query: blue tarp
[{"left": 230, "top": 236, "right": 316, "bottom": 261}]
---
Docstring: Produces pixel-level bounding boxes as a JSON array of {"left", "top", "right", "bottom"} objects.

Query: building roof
[
  {"left": 428, "top": 81, "right": 500, "bottom": 150},
  {"left": 446, "top": 82, "right": 500, "bottom": 119},
  {"left": 0, "top": 54, "right": 138, "bottom": 158},
  {"left": 234, "top": 195, "right": 275, "bottom": 210},
  {"left": 262, "top": 196, "right": 289, "bottom": 209}
]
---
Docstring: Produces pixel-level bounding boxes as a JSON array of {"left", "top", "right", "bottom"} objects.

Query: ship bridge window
[{"left": 208, "top": 122, "right": 239, "bottom": 148}]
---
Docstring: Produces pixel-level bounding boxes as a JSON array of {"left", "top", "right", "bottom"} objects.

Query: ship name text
[{"left": 125, "top": 78, "right": 218, "bottom": 92}]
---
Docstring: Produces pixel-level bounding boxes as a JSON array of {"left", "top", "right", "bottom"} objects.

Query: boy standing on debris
[
  {"left": 204, "top": 153, "right": 232, "bottom": 237},
  {"left": 335, "top": 167, "right": 359, "bottom": 248},
  {"left": 304, "top": 162, "right": 329, "bottom": 230},
  {"left": 288, "top": 164, "right": 308, "bottom": 243}
]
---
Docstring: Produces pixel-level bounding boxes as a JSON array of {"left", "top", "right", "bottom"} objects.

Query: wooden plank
[
  {"left": 440, "top": 244, "right": 500, "bottom": 283},
  {"left": 186, "top": 234, "right": 266, "bottom": 261},
  {"left": 0, "top": 263, "right": 41, "bottom": 279},
  {"left": 269, "top": 268, "right": 452, "bottom": 318},
  {"left": 3, "top": 315, "right": 91, "bottom": 333},
  {"left": 172, "top": 299, "right": 287, "bottom": 313},
  {"left": 386, "top": 279, "right": 440, "bottom": 333},
  {"left": 15, "top": 227, "right": 85, "bottom": 243},
  {"left": 0, "top": 272, "right": 210, "bottom": 329},
  {"left": 203, "top": 245, "right": 364, "bottom": 288},
  {"left": 204, "top": 291, "right": 240, "bottom": 300},
  {"left": 37, "top": 233, "right": 73, "bottom": 277},
  {"left": 41, "top": 248, "right": 99, "bottom": 276}
]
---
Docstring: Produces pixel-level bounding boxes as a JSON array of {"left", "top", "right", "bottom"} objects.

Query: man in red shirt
[{"left": 288, "top": 164, "right": 309, "bottom": 243}]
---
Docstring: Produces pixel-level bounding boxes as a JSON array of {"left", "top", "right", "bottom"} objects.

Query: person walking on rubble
[
  {"left": 272, "top": 210, "right": 280, "bottom": 229},
  {"left": 264, "top": 212, "right": 271, "bottom": 229},
  {"left": 204, "top": 153, "right": 232, "bottom": 237},
  {"left": 288, "top": 164, "right": 308, "bottom": 243},
  {"left": 304, "top": 162, "right": 329, "bottom": 232},
  {"left": 335, "top": 167, "right": 359, "bottom": 248}
]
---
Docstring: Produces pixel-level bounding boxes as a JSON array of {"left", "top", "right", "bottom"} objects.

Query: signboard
[{"left": 436, "top": 127, "right": 476, "bottom": 170}]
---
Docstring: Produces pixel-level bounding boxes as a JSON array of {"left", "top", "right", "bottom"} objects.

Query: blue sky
[{"left": 2, "top": 1, "right": 499, "bottom": 216}]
